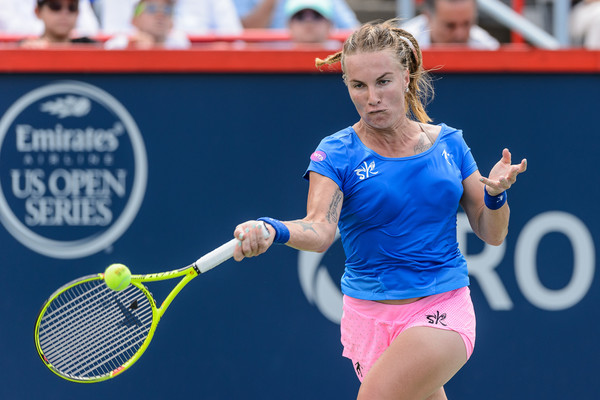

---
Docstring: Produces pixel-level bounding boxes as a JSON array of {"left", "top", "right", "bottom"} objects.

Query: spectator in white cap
[
  {"left": 285, "top": 0, "right": 338, "bottom": 46},
  {"left": 233, "top": 0, "right": 359, "bottom": 30}
]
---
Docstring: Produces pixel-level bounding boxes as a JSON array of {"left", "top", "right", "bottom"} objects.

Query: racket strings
[
  {"left": 37, "top": 280, "right": 154, "bottom": 380},
  {"left": 40, "top": 283, "right": 122, "bottom": 359},
  {"left": 57, "top": 286, "right": 151, "bottom": 376},
  {"left": 40, "top": 283, "right": 132, "bottom": 375},
  {"left": 47, "top": 294, "right": 148, "bottom": 375},
  {"left": 40, "top": 283, "right": 127, "bottom": 351},
  {"left": 42, "top": 286, "right": 146, "bottom": 366},
  {"left": 40, "top": 283, "right": 152, "bottom": 378}
]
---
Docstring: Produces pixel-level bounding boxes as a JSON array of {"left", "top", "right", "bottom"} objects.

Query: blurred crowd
[
  {"left": 0, "top": 0, "right": 357, "bottom": 48},
  {"left": 0, "top": 0, "right": 597, "bottom": 49}
]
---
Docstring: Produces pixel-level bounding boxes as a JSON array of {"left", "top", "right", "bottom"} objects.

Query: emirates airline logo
[{"left": 0, "top": 81, "right": 147, "bottom": 259}]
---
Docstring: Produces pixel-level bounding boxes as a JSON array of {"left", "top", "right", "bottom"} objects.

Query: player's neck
[{"left": 354, "top": 119, "right": 422, "bottom": 158}]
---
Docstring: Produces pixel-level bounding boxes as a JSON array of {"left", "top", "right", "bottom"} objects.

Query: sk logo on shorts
[{"left": 426, "top": 310, "right": 448, "bottom": 326}]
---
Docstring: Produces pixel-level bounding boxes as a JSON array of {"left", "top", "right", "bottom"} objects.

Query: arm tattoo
[
  {"left": 326, "top": 188, "right": 343, "bottom": 224},
  {"left": 414, "top": 133, "right": 432, "bottom": 154},
  {"left": 291, "top": 221, "right": 318, "bottom": 235}
]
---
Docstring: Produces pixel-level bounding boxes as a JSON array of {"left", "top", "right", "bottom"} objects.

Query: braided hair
[{"left": 316, "top": 19, "right": 434, "bottom": 123}]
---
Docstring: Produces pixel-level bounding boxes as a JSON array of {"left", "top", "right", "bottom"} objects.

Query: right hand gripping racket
[{"left": 34, "top": 225, "right": 269, "bottom": 383}]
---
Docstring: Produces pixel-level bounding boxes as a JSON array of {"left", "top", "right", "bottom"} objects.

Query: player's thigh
[{"left": 357, "top": 326, "right": 467, "bottom": 400}]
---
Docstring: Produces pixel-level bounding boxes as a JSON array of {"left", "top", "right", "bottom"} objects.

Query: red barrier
[
  {"left": 0, "top": 29, "right": 351, "bottom": 44},
  {"left": 1, "top": 33, "right": 599, "bottom": 74}
]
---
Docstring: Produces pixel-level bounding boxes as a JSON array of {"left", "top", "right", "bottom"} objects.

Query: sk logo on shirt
[
  {"left": 355, "top": 161, "right": 379, "bottom": 180},
  {"left": 442, "top": 149, "right": 452, "bottom": 165}
]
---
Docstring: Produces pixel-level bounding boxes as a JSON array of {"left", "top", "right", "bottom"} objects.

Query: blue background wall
[{"left": 0, "top": 72, "right": 598, "bottom": 399}]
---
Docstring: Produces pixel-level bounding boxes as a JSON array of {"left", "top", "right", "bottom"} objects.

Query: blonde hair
[{"left": 316, "top": 19, "right": 433, "bottom": 123}]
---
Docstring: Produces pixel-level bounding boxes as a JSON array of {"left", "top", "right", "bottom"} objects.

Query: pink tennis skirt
[{"left": 340, "top": 287, "right": 476, "bottom": 381}]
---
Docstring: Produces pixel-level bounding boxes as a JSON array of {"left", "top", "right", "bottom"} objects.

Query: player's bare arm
[{"left": 286, "top": 173, "right": 342, "bottom": 253}]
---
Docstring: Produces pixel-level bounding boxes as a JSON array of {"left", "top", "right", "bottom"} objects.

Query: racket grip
[
  {"left": 194, "top": 239, "right": 238, "bottom": 274},
  {"left": 194, "top": 222, "right": 270, "bottom": 274}
]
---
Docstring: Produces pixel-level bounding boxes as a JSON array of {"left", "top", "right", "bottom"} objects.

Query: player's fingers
[
  {"left": 507, "top": 159, "right": 527, "bottom": 182},
  {"left": 234, "top": 224, "right": 246, "bottom": 241},
  {"left": 502, "top": 148, "right": 512, "bottom": 164},
  {"left": 235, "top": 222, "right": 260, "bottom": 258},
  {"left": 233, "top": 223, "right": 249, "bottom": 261},
  {"left": 233, "top": 242, "right": 244, "bottom": 261},
  {"left": 509, "top": 166, "right": 521, "bottom": 183},
  {"left": 249, "top": 222, "right": 269, "bottom": 256},
  {"left": 254, "top": 222, "right": 272, "bottom": 251},
  {"left": 480, "top": 176, "right": 496, "bottom": 187},
  {"left": 239, "top": 225, "right": 255, "bottom": 257},
  {"left": 234, "top": 220, "right": 273, "bottom": 260},
  {"left": 519, "top": 158, "right": 528, "bottom": 172},
  {"left": 481, "top": 176, "right": 504, "bottom": 196}
]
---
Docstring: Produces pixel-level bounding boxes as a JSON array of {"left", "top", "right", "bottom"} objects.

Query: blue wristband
[
  {"left": 484, "top": 189, "right": 507, "bottom": 210},
  {"left": 257, "top": 217, "right": 290, "bottom": 244}
]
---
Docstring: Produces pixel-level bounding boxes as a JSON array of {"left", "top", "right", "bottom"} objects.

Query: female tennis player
[{"left": 233, "top": 19, "right": 527, "bottom": 400}]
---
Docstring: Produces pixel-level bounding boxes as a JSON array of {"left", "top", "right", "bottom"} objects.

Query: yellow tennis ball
[{"left": 104, "top": 263, "right": 131, "bottom": 291}]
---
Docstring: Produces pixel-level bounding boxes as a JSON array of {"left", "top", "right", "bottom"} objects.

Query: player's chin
[{"left": 364, "top": 115, "right": 392, "bottom": 130}]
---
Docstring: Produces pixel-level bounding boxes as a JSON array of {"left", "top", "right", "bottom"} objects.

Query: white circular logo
[
  {"left": 0, "top": 81, "right": 147, "bottom": 259},
  {"left": 298, "top": 230, "right": 343, "bottom": 324}
]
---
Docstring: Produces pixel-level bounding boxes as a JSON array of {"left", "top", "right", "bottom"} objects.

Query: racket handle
[
  {"left": 194, "top": 222, "right": 270, "bottom": 274},
  {"left": 194, "top": 238, "right": 238, "bottom": 274}
]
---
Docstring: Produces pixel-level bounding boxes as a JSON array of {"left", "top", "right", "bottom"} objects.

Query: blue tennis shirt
[{"left": 304, "top": 124, "right": 478, "bottom": 300}]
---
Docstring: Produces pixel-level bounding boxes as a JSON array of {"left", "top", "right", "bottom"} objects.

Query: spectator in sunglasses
[
  {"left": 285, "top": 0, "right": 337, "bottom": 46},
  {"left": 104, "top": 0, "right": 191, "bottom": 49},
  {"left": 0, "top": 0, "right": 99, "bottom": 37},
  {"left": 19, "top": 0, "right": 97, "bottom": 47}
]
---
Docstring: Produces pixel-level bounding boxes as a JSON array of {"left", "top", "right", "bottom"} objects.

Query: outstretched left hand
[{"left": 480, "top": 148, "right": 527, "bottom": 196}]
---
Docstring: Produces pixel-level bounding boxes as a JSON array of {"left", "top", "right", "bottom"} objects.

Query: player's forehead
[{"left": 344, "top": 51, "right": 405, "bottom": 80}]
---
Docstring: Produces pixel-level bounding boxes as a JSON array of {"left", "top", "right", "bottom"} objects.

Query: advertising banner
[{"left": 0, "top": 72, "right": 597, "bottom": 399}]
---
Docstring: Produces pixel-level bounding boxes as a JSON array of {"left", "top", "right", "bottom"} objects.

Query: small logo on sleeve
[{"left": 310, "top": 151, "right": 326, "bottom": 162}]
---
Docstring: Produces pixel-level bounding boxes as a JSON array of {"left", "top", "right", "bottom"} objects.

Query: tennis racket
[{"left": 34, "top": 224, "right": 268, "bottom": 383}]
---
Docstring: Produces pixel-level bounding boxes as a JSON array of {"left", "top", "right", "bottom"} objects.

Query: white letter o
[{"left": 515, "top": 212, "right": 595, "bottom": 310}]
